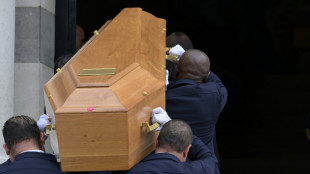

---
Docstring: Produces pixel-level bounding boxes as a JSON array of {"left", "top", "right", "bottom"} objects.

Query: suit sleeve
[
  {"left": 207, "top": 71, "right": 228, "bottom": 112},
  {"left": 188, "top": 135, "right": 220, "bottom": 174},
  {"left": 188, "top": 135, "right": 212, "bottom": 160}
]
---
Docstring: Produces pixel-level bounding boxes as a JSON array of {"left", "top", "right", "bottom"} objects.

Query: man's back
[
  {"left": 0, "top": 152, "right": 68, "bottom": 174},
  {"left": 166, "top": 72, "right": 227, "bottom": 146},
  {"left": 129, "top": 153, "right": 208, "bottom": 174},
  {"left": 128, "top": 136, "right": 218, "bottom": 174}
]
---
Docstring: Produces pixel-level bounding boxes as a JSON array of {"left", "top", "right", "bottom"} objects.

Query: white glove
[
  {"left": 169, "top": 44, "right": 185, "bottom": 60},
  {"left": 37, "top": 114, "right": 50, "bottom": 132},
  {"left": 152, "top": 107, "right": 171, "bottom": 131},
  {"left": 165, "top": 70, "right": 169, "bottom": 90}
]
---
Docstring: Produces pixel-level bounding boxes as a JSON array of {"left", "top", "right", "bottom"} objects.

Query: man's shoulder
[
  {"left": 129, "top": 153, "right": 212, "bottom": 174},
  {"left": 3, "top": 152, "right": 67, "bottom": 174},
  {"left": 0, "top": 159, "right": 11, "bottom": 173},
  {"left": 16, "top": 152, "right": 57, "bottom": 161},
  {"left": 166, "top": 78, "right": 219, "bottom": 98},
  {"left": 167, "top": 79, "right": 197, "bottom": 89},
  {"left": 129, "top": 153, "right": 179, "bottom": 173},
  {"left": 166, "top": 79, "right": 201, "bottom": 97}
]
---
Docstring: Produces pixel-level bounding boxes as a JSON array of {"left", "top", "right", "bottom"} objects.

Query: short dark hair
[
  {"left": 2, "top": 115, "right": 42, "bottom": 153},
  {"left": 157, "top": 119, "right": 193, "bottom": 153},
  {"left": 166, "top": 32, "right": 194, "bottom": 51},
  {"left": 54, "top": 53, "right": 73, "bottom": 73}
]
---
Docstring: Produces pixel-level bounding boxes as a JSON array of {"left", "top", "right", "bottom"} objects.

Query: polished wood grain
[{"left": 44, "top": 8, "right": 166, "bottom": 171}]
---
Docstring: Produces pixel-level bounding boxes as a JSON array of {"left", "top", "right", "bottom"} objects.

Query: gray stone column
[
  {"left": 0, "top": 0, "right": 15, "bottom": 163},
  {"left": 14, "top": 0, "right": 55, "bottom": 153}
]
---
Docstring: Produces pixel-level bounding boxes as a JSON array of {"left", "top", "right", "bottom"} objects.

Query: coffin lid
[{"left": 44, "top": 8, "right": 166, "bottom": 114}]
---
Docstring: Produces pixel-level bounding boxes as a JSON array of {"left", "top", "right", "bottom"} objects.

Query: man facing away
[
  {"left": 0, "top": 115, "right": 69, "bottom": 174},
  {"left": 166, "top": 49, "right": 228, "bottom": 168},
  {"left": 128, "top": 107, "right": 218, "bottom": 174}
]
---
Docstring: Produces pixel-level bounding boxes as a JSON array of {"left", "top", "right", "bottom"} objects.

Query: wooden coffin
[{"left": 44, "top": 8, "right": 166, "bottom": 172}]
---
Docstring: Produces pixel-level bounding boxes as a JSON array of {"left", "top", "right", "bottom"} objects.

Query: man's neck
[
  {"left": 20, "top": 149, "right": 44, "bottom": 154},
  {"left": 10, "top": 140, "right": 42, "bottom": 161},
  {"left": 155, "top": 147, "right": 184, "bottom": 162}
]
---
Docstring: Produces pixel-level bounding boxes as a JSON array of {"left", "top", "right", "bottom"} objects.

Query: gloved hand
[
  {"left": 152, "top": 107, "right": 171, "bottom": 131},
  {"left": 165, "top": 70, "right": 169, "bottom": 90},
  {"left": 169, "top": 44, "right": 185, "bottom": 60},
  {"left": 37, "top": 114, "right": 50, "bottom": 132}
]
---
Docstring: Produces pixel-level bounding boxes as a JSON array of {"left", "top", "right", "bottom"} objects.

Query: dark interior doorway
[{"left": 54, "top": 0, "right": 310, "bottom": 173}]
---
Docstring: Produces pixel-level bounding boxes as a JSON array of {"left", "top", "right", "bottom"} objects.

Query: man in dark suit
[
  {"left": 128, "top": 107, "right": 218, "bottom": 174},
  {"left": 0, "top": 115, "right": 69, "bottom": 174},
  {"left": 166, "top": 49, "right": 228, "bottom": 169}
]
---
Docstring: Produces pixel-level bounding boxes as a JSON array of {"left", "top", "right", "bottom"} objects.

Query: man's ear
[
  {"left": 175, "top": 65, "right": 179, "bottom": 78},
  {"left": 40, "top": 132, "right": 46, "bottom": 152},
  {"left": 203, "top": 71, "right": 210, "bottom": 83},
  {"left": 40, "top": 132, "right": 45, "bottom": 146},
  {"left": 183, "top": 144, "right": 192, "bottom": 159},
  {"left": 155, "top": 134, "right": 159, "bottom": 148},
  {"left": 3, "top": 144, "right": 10, "bottom": 155}
]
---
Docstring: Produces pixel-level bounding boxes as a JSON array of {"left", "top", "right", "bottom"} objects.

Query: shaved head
[{"left": 176, "top": 49, "right": 210, "bottom": 83}]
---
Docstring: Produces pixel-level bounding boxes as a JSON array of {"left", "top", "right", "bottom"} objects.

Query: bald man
[{"left": 166, "top": 49, "right": 228, "bottom": 172}]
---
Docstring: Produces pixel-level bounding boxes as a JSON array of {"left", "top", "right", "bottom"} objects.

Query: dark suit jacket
[
  {"left": 128, "top": 136, "right": 219, "bottom": 174},
  {"left": 166, "top": 71, "right": 228, "bottom": 159},
  {"left": 0, "top": 152, "right": 68, "bottom": 174}
]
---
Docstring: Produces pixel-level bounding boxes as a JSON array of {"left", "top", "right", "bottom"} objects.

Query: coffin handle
[
  {"left": 166, "top": 47, "right": 178, "bottom": 62},
  {"left": 45, "top": 124, "right": 56, "bottom": 135},
  {"left": 166, "top": 55, "right": 178, "bottom": 62},
  {"left": 140, "top": 122, "right": 160, "bottom": 132}
]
